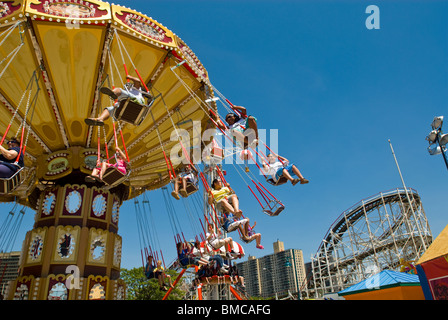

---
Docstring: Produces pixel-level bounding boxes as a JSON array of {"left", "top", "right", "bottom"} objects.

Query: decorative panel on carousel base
[
  {"left": 86, "top": 275, "right": 109, "bottom": 300},
  {"left": 110, "top": 278, "right": 126, "bottom": 300},
  {"left": 86, "top": 227, "right": 108, "bottom": 266},
  {"left": 44, "top": 274, "right": 75, "bottom": 300},
  {"left": 110, "top": 195, "right": 120, "bottom": 232},
  {"left": 25, "top": 227, "right": 47, "bottom": 266},
  {"left": 112, "top": 233, "right": 122, "bottom": 270},
  {"left": 8, "top": 275, "right": 36, "bottom": 300},
  {"left": 88, "top": 186, "right": 110, "bottom": 229},
  {"left": 21, "top": 227, "right": 48, "bottom": 282},
  {"left": 51, "top": 225, "right": 80, "bottom": 265},
  {"left": 60, "top": 184, "right": 87, "bottom": 225},
  {"left": 37, "top": 187, "right": 59, "bottom": 226}
]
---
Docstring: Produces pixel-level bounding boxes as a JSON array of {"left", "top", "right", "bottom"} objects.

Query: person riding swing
[
  {"left": 0, "top": 137, "right": 24, "bottom": 179},
  {"left": 213, "top": 105, "right": 259, "bottom": 149},
  {"left": 85, "top": 147, "right": 127, "bottom": 183},
  {"left": 262, "top": 152, "right": 309, "bottom": 186},
  {"left": 171, "top": 164, "right": 199, "bottom": 200},
  {"left": 85, "top": 75, "right": 153, "bottom": 126}
]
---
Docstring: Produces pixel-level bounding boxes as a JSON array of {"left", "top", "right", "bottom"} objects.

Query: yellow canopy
[{"left": 0, "top": 0, "right": 215, "bottom": 206}]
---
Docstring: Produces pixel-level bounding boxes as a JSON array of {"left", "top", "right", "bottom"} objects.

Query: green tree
[{"left": 120, "top": 267, "right": 185, "bottom": 300}]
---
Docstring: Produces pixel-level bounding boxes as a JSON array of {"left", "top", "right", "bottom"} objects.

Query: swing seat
[
  {"left": 180, "top": 182, "right": 199, "bottom": 198},
  {"left": 263, "top": 199, "right": 285, "bottom": 217},
  {"left": 266, "top": 176, "right": 288, "bottom": 186},
  {"left": 240, "top": 236, "right": 254, "bottom": 244},
  {"left": 0, "top": 166, "right": 24, "bottom": 194},
  {"left": 115, "top": 98, "right": 151, "bottom": 126},
  {"left": 101, "top": 166, "right": 129, "bottom": 187}
]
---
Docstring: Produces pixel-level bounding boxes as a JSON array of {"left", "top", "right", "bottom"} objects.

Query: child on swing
[
  {"left": 85, "top": 146, "right": 127, "bottom": 183},
  {"left": 171, "top": 164, "right": 199, "bottom": 200}
]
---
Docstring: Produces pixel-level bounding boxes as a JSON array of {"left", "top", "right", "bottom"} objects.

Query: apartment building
[
  {"left": 236, "top": 240, "right": 306, "bottom": 299},
  {"left": 0, "top": 251, "right": 21, "bottom": 299}
]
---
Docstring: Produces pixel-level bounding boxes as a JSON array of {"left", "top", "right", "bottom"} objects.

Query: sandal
[
  {"left": 85, "top": 175, "right": 96, "bottom": 183},
  {"left": 171, "top": 191, "right": 180, "bottom": 200},
  {"left": 99, "top": 87, "right": 118, "bottom": 100},
  {"left": 292, "top": 178, "right": 300, "bottom": 186},
  {"left": 300, "top": 178, "right": 309, "bottom": 184},
  {"left": 84, "top": 118, "right": 104, "bottom": 126}
]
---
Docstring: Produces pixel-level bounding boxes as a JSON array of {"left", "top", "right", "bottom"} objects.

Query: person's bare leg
[
  {"left": 91, "top": 168, "right": 100, "bottom": 178},
  {"left": 255, "top": 234, "right": 261, "bottom": 246},
  {"left": 97, "top": 109, "right": 111, "bottom": 122},
  {"left": 246, "top": 117, "right": 258, "bottom": 145},
  {"left": 85, "top": 109, "right": 110, "bottom": 125},
  {"left": 292, "top": 165, "right": 309, "bottom": 184},
  {"left": 99, "top": 162, "right": 108, "bottom": 180},
  {"left": 220, "top": 199, "right": 236, "bottom": 214},
  {"left": 229, "top": 195, "right": 242, "bottom": 215},
  {"left": 180, "top": 177, "right": 188, "bottom": 197},
  {"left": 282, "top": 168, "right": 295, "bottom": 182}
]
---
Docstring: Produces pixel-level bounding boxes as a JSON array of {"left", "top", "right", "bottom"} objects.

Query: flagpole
[{"left": 388, "top": 139, "right": 427, "bottom": 251}]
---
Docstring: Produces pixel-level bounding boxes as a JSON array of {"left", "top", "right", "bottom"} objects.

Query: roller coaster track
[{"left": 302, "top": 188, "right": 432, "bottom": 299}]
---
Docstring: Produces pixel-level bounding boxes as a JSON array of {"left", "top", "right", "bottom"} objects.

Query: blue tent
[{"left": 338, "top": 270, "right": 424, "bottom": 300}]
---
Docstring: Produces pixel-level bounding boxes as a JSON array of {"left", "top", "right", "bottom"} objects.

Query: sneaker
[
  {"left": 220, "top": 268, "right": 229, "bottom": 274},
  {"left": 256, "top": 245, "right": 264, "bottom": 250},
  {"left": 100, "top": 87, "right": 118, "bottom": 100}
]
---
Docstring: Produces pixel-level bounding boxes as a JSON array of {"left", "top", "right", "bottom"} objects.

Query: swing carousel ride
[{"left": 0, "top": 0, "right": 290, "bottom": 300}]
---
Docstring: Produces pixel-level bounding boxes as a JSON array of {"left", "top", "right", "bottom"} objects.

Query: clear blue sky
[{"left": 3, "top": 0, "right": 448, "bottom": 270}]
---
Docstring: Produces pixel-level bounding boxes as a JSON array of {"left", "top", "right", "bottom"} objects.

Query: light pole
[
  {"left": 426, "top": 116, "right": 448, "bottom": 170},
  {"left": 262, "top": 267, "right": 277, "bottom": 299}
]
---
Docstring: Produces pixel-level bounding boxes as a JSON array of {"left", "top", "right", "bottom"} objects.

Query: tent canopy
[
  {"left": 338, "top": 270, "right": 421, "bottom": 296},
  {"left": 417, "top": 224, "right": 448, "bottom": 265}
]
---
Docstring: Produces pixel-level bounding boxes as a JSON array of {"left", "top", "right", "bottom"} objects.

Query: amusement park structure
[
  {"left": 301, "top": 188, "right": 432, "bottom": 299},
  {"left": 0, "top": 0, "right": 268, "bottom": 300}
]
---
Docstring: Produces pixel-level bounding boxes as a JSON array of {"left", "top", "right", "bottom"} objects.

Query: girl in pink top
[{"left": 86, "top": 147, "right": 127, "bottom": 182}]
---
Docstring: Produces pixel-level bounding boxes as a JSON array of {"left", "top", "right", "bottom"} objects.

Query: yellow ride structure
[{"left": 0, "top": 0, "right": 215, "bottom": 300}]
